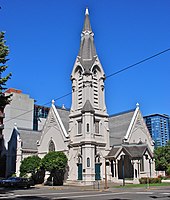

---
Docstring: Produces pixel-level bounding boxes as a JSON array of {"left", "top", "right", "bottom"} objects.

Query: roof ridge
[
  {"left": 17, "top": 127, "right": 41, "bottom": 133},
  {"left": 109, "top": 108, "right": 135, "bottom": 118}
]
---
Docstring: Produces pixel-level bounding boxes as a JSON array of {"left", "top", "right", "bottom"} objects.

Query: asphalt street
[{"left": 0, "top": 185, "right": 170, "bottom": 200}]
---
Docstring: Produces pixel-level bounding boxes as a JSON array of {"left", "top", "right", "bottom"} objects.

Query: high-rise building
[{"left": 144, "top": 114, "right": 170, "bottom": 147}]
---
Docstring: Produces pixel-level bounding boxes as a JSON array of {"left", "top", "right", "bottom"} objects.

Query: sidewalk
[
  {"left": 1, "top": 181, "right": 170, "bottom": 194},
  {"left": 35, "top": 181, "right": 170, "bottom": 192},
  {"left": 35, "top": 181, "right": 120, "bottom": 191}
]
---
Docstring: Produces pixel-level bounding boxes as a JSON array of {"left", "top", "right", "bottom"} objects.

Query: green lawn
[{"left": 115, "top": 182, "right": 170, "bottom": 188}]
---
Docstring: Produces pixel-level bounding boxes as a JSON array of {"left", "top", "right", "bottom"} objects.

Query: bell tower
[{"left": 68, "top": 8, "right": 109, "bottom": 184}]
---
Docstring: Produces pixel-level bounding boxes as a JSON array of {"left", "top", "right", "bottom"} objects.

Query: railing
[{"left": 93, "top": 180, "right": 100, "bottom": 190}]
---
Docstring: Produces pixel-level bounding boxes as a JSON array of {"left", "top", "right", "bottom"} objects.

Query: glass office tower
[{"left": 144, "top": 114, "right": 170, "bottom": 148}]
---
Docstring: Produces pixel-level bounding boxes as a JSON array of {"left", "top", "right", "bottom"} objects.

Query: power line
[
  {"left": 44, "top": 91, "right": 73, "bottom": 106},
  {"left": 4, "top": 48, "right": 170, "bottom": 124},
  {"left": 106, "top": 48, "right": 170, "bottom": 79}
]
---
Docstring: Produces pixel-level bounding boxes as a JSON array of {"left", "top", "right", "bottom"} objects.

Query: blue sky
[{"left": 1, "top": 0, "right": 170, "bottom": 116}]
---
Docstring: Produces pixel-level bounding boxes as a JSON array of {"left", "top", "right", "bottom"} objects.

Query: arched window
[
  {"left": 95, "top": 121, "right": 99, "bottom": 134},
  {"left": 93, "top": 69, "right": 97, "bottom": 76},
  {"left": 74, "top": 66, "right": 83, "bottom": 107},
  {"left": 92, "top": 65, "right": 101, "bottom": 76},
  {"left": 49, "top": 140, "right": 55, "bottom": 152},
  {"left": 78, "top": 156, "right": 82, "bottom": 164},
  {"left": 87, "top": 123, "right": 89, "bottom": 132},
  {"left": 87, "top": 157, "right": 90, "bottom": 167},
  {"left": 78, "top": 70, "right": 82, "bottom": 77},
  {"left": 95, "top": 155, "right": 100, "bottom": 163},
  {"left": 78, "top": 120, "right": 82, "bottom": 134},
  {"left": 74, "top": 66, "right": 83, "bottom": 78}
]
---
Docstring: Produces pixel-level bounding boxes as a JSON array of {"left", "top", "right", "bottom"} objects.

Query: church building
[{"left": 6, "top": 9, "right": 155, "bottom": 185}]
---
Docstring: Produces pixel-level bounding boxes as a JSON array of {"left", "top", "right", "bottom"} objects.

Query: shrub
[
  {"left": 139, "top": 177, "right": 161, "bottom": 184},
  {"left": 20, "top": 155, "right": 41, "bottom": 179},
  {"left": 41, "top": 152, "right": 68, "bottom": 172},
  {"left": 41, "top": 151, "right": 68, "bottom": 186},
  {"left": 32, "top": 168, "right": 45, "bottom": 184},
  {"left": 166, "top": 166, "right": 170, "bottom": 176}
]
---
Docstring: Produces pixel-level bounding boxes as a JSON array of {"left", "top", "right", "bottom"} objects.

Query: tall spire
[
  {"left": 83, "top": 8, "right": 92, "bottom": 33},
  {"left": 78, "top": 8, "right": 97, "bottom": 73}
]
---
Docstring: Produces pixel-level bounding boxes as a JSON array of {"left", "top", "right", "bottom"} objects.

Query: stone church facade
[{"left": 6, "top": 9, "right": 156, "bottom": 184}]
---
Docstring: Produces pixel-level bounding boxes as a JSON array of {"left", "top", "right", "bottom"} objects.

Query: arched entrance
[
  {"left": 95, "top": 155, "right": 101, "bottom": 180},
  {"left": 118, "top": 155, "right": 133, "bottom": 179},
  {"left": 77, "top": 156, "right": 82, "bottom": 180}
]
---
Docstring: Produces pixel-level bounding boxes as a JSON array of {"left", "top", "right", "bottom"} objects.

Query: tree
[
  {"left": 0, "top": 32, "right": 12, "bottom": 107},
  {"left": 0, "top": 31, "right": 12, "bottom": 178},
  {"left": 41, "top": 151, "right": 68, "bottom": 185},
  {"left": 154, "top": 141, "right": 170, "bottom": 175},
  {"left": 41, "top": 151, "right": 67, "bottom": 172},
  {"left": 20, "top": 155, "right": 41, "bottom": 177}
]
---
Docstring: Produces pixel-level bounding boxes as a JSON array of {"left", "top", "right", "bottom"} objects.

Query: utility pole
[
  {"left": 104, "top": 159, "right": 108, "bottom": 189},
  {"left": 122, "top": 155, "right": 125, "bottom": 186}
]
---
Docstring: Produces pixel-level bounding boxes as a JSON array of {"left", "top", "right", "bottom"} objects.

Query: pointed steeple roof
[
  {"left": 78, "top": 8, "right": 97, "bottom": 74},
  {"left": 82, "top": 8, "right": 92, "bottom": 33},
  {"left": 82, "top": 100, "right": 95, "bottom": 113}
]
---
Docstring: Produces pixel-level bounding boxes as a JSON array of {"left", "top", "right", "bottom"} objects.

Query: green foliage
[
  {"left": 32, "top": 168, "right": 45, "bottom": 184},
  {"left": 154, "top": 141, "right": 170, "bottom": 175},
  {"left": 0, "top": 32, "right": 12, "bottom": 107},
  {"left": 166, "top": 165, "right": 170, "bottom": 176},
  {"left": 139, "top": 177, "right": 161, "bottom": 184},
  {"left": 41, "top": 151, "right": 68, "bottom": 172},
  {"left": 11, "top": 173, "right": 17, "bottom": 177},
  {"left": 20, "top": 155, "right": 41, "bottom": 177}
]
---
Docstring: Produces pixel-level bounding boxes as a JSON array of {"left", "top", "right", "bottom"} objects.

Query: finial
[
  {"left": 14, "top": 123, "right": 18, "bottom": 130},
  {"left": 52, "top": 100, "right": 55, "bottom": 105},
  {"left": 136, "top": 103, "right": 139, "bottom": 108},
  {"left": 85, "top": 7, "right": 89, "bottom": 15}
]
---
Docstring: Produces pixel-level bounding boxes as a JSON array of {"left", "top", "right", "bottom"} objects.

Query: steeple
[
  {"left": 82, "top": 8, "right": 92, "bottom": 33},
  {"left": 78, "top": 8, "right": 97, "bottom": 74},
  {"left": 70, "top": 8, "right": 106, "bottom": 113},
  {"left": 69, "top": 9, "right": 110, "bottom": 184}
]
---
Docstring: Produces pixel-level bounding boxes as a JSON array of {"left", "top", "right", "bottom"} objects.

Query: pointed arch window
[
  {"left": 49, "top": 140, "right": 55, "bottom": 152},
  {"left": 93, "top": 69, "right": 97, "bottom": 77},
  {"left": 78, "top": 69, "right": 82, "bottom": 77}
]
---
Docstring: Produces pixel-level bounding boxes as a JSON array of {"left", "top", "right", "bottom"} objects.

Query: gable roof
[
  {"left": 17, "top": 128, "right": 41, "bottom": 151},
  {"left": 13, "top": 105, "right": 70, "bottom": 152},
  {"left": 123, "top": 144, "right": 148, "bottom": 158},
  {"left": 51, "top": 103, "right": 69, "bottom": 138},
  {"left": 106, "top": 146, "right": 121, "bottom": 158},
  {"left": 106, "top": 144, "right": 153, "bottom": 159},
  {"left": 56, "top": 107, "right": 70, "bottom": 133},
  {"left": 109, "top": 109, "right": 135, "bottom": 146}
]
